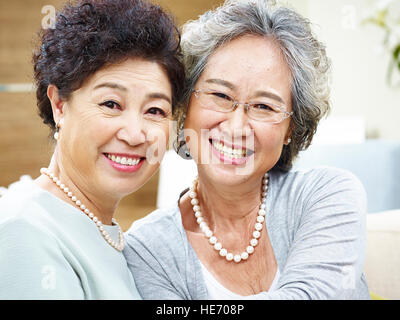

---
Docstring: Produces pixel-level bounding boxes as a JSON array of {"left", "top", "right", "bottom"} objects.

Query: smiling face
[
  {"left": 185, "top": 34, "right": 293, "bottom": 186},
  {"left": 53, "top": 58, "right": 172, "bottom": 200}
]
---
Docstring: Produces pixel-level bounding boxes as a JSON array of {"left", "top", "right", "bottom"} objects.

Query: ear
[{"left": 47, "top": 84, "right": 66, "bottom": 126}]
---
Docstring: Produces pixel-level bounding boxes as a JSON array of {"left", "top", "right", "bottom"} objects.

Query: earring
[
  {"left": 53, "top": 121, "right": 61, "bottom": 141},
  {"left": 173, "top": 123, "right": 192, "bottom": 160},
  {"left": 286, "top": 138, "right": 292, "bottom": 145}
]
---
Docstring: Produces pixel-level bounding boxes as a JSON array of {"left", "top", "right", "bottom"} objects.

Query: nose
[
  {"left": 221, "top": 103, "right": 252, "bottom": 139},
  {"left": 116, "top": 112, "right": 146, "bottom": 147}
]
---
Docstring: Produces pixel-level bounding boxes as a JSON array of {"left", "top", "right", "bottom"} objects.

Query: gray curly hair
[{"left": 177, "top": 0, "right": 331, "bottom": 172}]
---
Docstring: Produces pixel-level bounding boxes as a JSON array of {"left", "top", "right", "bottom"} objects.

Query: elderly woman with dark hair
[
  {"left": 0, "top": 0, "right": 184, "bottom": 299},
  {"left": 124, "top": 0, "right": 370, "bottom": 300}
]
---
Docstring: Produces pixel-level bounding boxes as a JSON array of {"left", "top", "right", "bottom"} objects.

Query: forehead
[
  {"left": 198, "top": 34, "right": 292, "bottom": 99},
  {"left": 82, "top": 58, "right": 172, "bottom": 93}
]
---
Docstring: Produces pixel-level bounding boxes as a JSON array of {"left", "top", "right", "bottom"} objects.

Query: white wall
[{"left": 284, "top": 0, "right": 400, "bottom": 140}]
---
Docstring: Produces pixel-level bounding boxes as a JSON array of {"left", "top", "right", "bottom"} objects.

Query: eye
[
  {"left": 146, "top": 107, "right": 168, "bottom": 117},
  {"left": 210, "top": 92, "right": 231, "bottom": 101},
  {"left": 99, "top": 100, "right": 122, "bottom": 110},
  {"left": 253, "top": 103, "right": 276, "bottom": 112}
]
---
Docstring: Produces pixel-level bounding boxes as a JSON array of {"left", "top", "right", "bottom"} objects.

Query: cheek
[
  {"left": 64, "top": 113, "right": 115, "bottom": 156},
  {"left": 255, "top": 125, "right": 287, "bottom": 159}
]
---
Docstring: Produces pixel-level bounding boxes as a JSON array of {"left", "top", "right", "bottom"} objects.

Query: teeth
[
  {"left": 212, "top": 141, "right": 247, "bottom": 158},
  {"left": 107, "top": 154, "right": 140, "bottom": 166}
]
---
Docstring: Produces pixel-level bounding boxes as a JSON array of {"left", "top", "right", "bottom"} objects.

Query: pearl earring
[
  {"left": 287, "top": 138, "right": 292, "bottom": 145},
  {"left": 53, "top": 120, "right": 62, "bottom": 141}
]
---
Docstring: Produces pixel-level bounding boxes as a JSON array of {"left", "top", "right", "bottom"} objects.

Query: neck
[
  {"left": 196, "top": 172, "right": 265, "bottom": 231},
  {"left": 35, "top": 152, "right": 118, "bottom": 225}
]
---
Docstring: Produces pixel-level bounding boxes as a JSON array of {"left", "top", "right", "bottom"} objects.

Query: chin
[
  {"left": 102, "top": 164, "right": 158, "bottom": 198},
  {"left": 199, "top": 163, "right": 255, "bottom": 186}
]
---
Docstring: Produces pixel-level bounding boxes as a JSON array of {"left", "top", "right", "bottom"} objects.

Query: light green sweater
[{"left": 0, "top": 179, "right": 140, "bottom": 300}]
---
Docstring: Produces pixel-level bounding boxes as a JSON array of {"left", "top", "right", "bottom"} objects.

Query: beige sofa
[{"left": 365, "top": 210, "right": 400, "bottom": 300}]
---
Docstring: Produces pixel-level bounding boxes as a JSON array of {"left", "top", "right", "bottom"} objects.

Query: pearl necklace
[
  {"left": 190, "top": 173, "right": 269, "bottom": 263},
  {"left": 40, "top": 168, "right": 125, "bottom": 252}
]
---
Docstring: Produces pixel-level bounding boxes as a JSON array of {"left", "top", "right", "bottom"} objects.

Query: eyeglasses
[{"left": 192, "top": 89, "right": 293, "bottom": 124}]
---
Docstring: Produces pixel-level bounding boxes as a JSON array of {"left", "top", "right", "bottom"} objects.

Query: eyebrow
[
  {"left": 94, "top": 82, "right": 171, "bottom": 104},
  {"left": 205, "top": 78, "right": 235, "bottom": 90},
  {"left": 94, "top": 82, "right": 128, "bottom": 92},
  {"left": 253, "top": 90, "right": 285, "bottom": 105},
  {"left": 147, "top": 92, "right": 172, "bottom": 104},
  {"left": 205, "top": 78, "right": 285, "bottom": 105}
]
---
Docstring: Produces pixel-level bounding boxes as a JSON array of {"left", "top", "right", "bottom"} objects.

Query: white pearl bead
[
  {"left": 71, "top": 196, "right": 77, "bottom": 202},
  {"left": 80, "top": 204, "right": 86, "bottom": 210},
  {"left": 189, "top": 191, "right": 197, "bottom": 199},
  {"left": 195, "top": 211, "right": 202, "bottom": 218},
  {"left": 56, "top": 180, "right": 61, "bottom": 186},
  {"left": 193, "top": 205, "right": 201, "bottom": 212},
  {"left": 255, "top": 223, "right": 263, "bottom": 231},
  {"left": 253, "top": 231, "right": 261, "bottom": 239},
  {"left": 67, "top": 192, "right": 73, "bottom": 197},
  {"left": 219, "top": 249, "right": 227, "bottom": 257},
  {"left": 84, "top": 208, "right": 90, "bottom": 214},
  {"left": 89, "top": 213, "right": 94, "bottom": 219},
  {"left": 226, "top": 253, "right": 234, "bottom": 261},
  {"left": 234, "top": 255, "right": 241, "bottom": 263},
  {"left": 258, "top": 209, "right": 266, "bottom": 216},
  {"left": 199, "top": 222, "right": 207, "bottom": 229},
  {"left": 205, "top": 230, "right": 213, "bottom": 238},
  {"left": 191, "top": 199, "right": 199, "bottom": 206},
  {"left": 197, "top": 217, "right": 204, "bottom": 224},
  {"left": 260, "top": 203, "right": 266, "bottom": 209},
  {"left": 257, "top": 216, "right": 265, "bottom": 223},
  {"left": 209, "top": 236, "right": 217, "bottom": 245},
  {"left": 250, "top": 238, "right": 258, "bottom": 247},
  {"left": 93, "top": 217, "right": 98, "bottom": 223},
  {"left": 52, "top": 177, "right": 58, "bottom": 182},
  {"left": 76, "top": 200, "right": 81, "bottom": 206},
  {"left": 214, "top": 243, "right": 222, "bottom": 251},
  {"left": 241, "top": 252, "right": 249, "bottom": 260},
  {"left": 262, "top": 192, "right": 267, "bottom": 197},
  {"left": 247, "top": 246, "right": 254, "bottom": 254}
]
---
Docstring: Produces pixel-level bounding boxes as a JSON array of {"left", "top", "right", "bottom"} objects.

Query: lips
[
  {"left": 103, "top": 153, "right": 145, "bottom": 173},
  {"left": 105, "top": 153, "right": 141, "bottom": 166},
  {"left": 209, "top": 139, "right": 254, "bottom": 165},
  {"left": 210, "top": 139, "right": 254, "bottom": 158}
]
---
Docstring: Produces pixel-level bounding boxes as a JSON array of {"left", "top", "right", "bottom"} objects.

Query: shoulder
[
  {"left": 124, "top": 204, "right": 185, "bottom": 251},
  {"left": 272, "top": 166, "right": 366, "bottom": 200},
  {"left": 269, "top": 166, "right": 367, "bottom": 226},
  {"left": 1, "top": 180, "right": 50, "bottom": 227},
  {"left": 0, "top": 180, "right": 67, "bottom": 253}
]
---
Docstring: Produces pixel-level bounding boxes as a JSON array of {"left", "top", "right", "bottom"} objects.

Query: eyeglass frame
[{"left": 192, "top": 89, "right": 293, "bottom": 124}]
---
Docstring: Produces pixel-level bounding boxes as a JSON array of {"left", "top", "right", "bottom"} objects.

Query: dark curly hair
[{"left": 33, "top": 0, "right": 185, "bottom": 132}]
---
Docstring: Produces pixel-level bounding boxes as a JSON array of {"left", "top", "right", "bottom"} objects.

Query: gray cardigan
[{"left": 123, "top": 167, "right": 370, "bottom": 300}]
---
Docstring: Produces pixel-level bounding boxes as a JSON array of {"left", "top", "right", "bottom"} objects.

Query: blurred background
[{"left": 0, "top": 0, "right": 399, "bottom": 231}]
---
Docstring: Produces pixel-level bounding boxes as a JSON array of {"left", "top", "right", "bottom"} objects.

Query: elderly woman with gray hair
[{"left": 123, "top": 0, "right": 370, "bottom": 300}]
